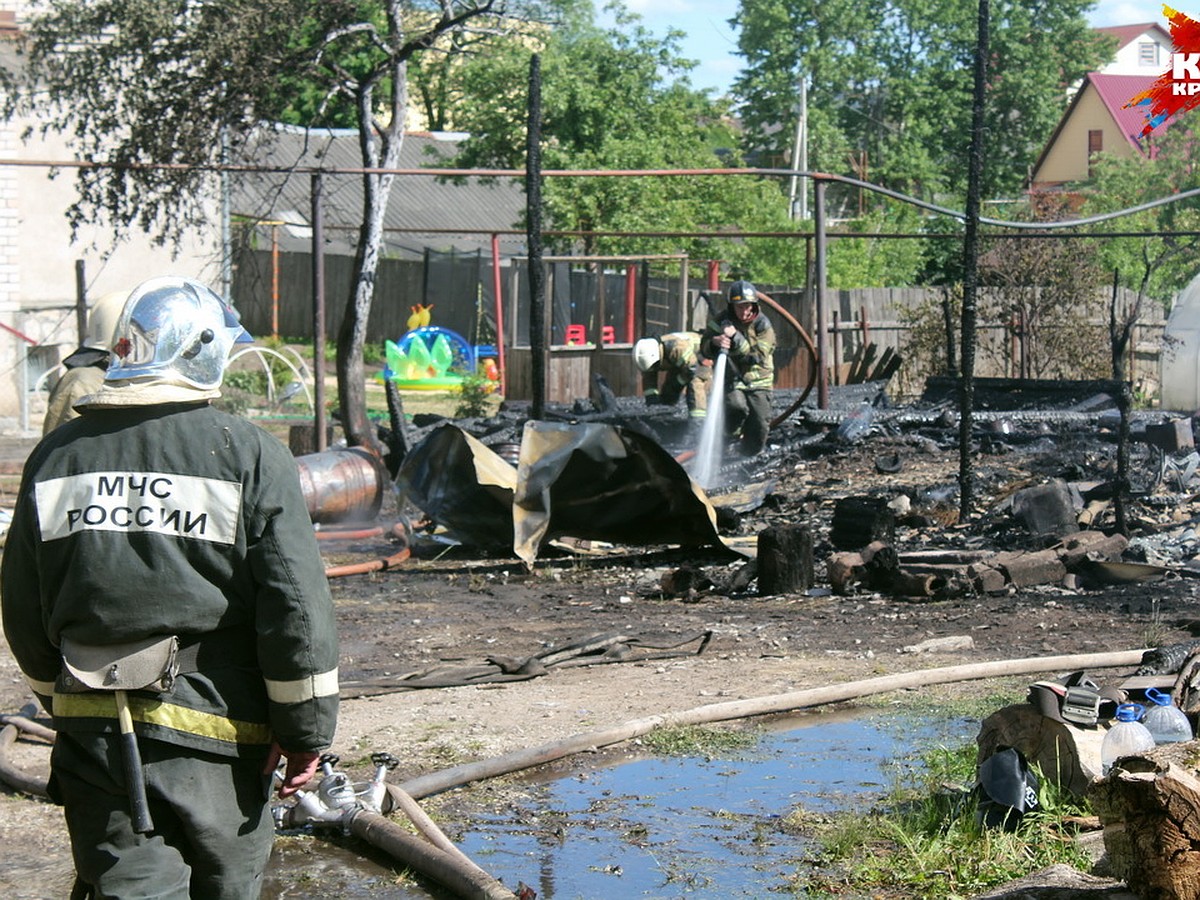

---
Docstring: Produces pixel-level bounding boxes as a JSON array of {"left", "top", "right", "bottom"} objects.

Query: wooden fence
[{"left": 229, "top": 247, "right": 1166, "bottom": 404}]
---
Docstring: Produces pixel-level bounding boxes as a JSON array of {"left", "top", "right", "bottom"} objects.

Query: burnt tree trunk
[
  {"left": 757, "top": 525, "right": 813, "bottom": 595},
  {"left": 830, "top": 497, "right": 895, "bottom": 550}
]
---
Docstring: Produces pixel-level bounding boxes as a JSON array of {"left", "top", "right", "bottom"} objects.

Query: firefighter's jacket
[
  {"left": 702, "top": 311, "right": 776, "bottom": 391},
  {"left": 656, "top": 331, "right": 712, "bottom": 412},
  {"left": 1, "top": 402, "right": 339, "bottom": 760},
  {"left": 42, "top": 351, "right": 107, "bottom": 435}
]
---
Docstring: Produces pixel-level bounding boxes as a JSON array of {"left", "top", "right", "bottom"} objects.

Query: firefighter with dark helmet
[
  {"left": 632, "top": 331, "right": 713, "bottom": 424},
  {"left": 1, "top": 275, "right": 339, "bottom": 899},
  {"left": 702, "top": 279, "right": 776, "bottom": 455}
]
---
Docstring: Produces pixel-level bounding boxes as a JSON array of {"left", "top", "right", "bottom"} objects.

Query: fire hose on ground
[
  {"left": 322, "top": 521, "right": 413, "bottom": 578},
  {"left": 0, "top": 711, "right": 519, "bottom": 900},
  {"left": 0, "top": 649, "right": 1149, "bottom": 899}
]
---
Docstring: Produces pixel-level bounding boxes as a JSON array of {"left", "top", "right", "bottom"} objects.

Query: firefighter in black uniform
[{"left": 1, "top": 275, "right": 339, "bottom": 899}]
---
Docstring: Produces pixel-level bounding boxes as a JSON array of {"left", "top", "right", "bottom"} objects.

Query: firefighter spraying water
[{"left": 691, "top": 280, "right": 776, "bottom": 487}]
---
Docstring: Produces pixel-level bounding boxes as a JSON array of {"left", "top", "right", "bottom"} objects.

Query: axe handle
[{"left": 115, "top": 690, "right": 154, "bottom": 834}]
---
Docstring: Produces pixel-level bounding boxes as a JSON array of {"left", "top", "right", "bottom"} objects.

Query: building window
[
  {"left": 1088, "top": 130, "right": 1103, "bottom": 177},
  {"left": 1139, "top": 41, "right": 1159, "bottom": 66}
]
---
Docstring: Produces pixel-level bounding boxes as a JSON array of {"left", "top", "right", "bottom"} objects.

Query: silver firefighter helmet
[{"left": 105, "top": 276, "right": 252, "bottom": 390}]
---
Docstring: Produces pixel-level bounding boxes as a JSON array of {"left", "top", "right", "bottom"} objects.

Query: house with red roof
[
  {"left": 1028, "top": 72, "right": 1170, "bottom": 190},
  {"left": 1028, "top": 22, "right": 1175, "bottom": 191}
]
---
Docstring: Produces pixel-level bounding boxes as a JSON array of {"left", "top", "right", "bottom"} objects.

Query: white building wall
[
  {"left": 0, "top": 0, "right": 222, "bottom": 433},
  {"left": 1102, "top": 28, "right": 1173, "bottom": 76}
]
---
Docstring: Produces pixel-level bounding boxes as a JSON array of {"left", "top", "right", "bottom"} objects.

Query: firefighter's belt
[{"left": 60, "top": 635, "right": 187, "bottom": 694}]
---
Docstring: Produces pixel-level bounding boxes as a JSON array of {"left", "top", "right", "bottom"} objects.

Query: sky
[{"left": 600, "top": 0, "right": 1190, "bottom": 97}]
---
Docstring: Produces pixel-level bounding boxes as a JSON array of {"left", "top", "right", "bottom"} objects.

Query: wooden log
[
  {"left": 1057, "top": 530, "right": 1130, "bottom": 569},
  {"left": 978, "top": 703, "right": 1106, "bottom": 799},
  {"left": 968, "top": 562, "right": 1008, "bottom": 595},
  {"left": 288, "top": 423, "right": 335, "bottom": 456},
  {"left": 1089, "top": 743, "right": 1200, "bottom": 900},
  {"left": 757, "top": 524, "right": 814, "bottom": 595},
  {"left": 890, "top": 571, "right": 945, "bottom": 598},
  {"left": 863, "top": 542, "right": 900, "bottom": 591},
  {"left": 826, "top": 551, "right": 864, "bottom": 595}
]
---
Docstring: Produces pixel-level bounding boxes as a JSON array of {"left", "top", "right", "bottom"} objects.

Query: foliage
[
  {"left": 897, "top": 265, "right": 1111, "bottom": 390},
  {"left": 453, "top": 370, "right": 495, "bottom": 418},
  {"left": 448, "top": 6, "right": 782, "bottom": 263},
  {"left": 896, "top": 194, "right": 1110, "bottom": 386},
  {"left": 825, "top": 203, "right": 926, "bottom": 288},
  {"left": 916, "top": 215, "right": 968, "bottom": 287},
  {"left": 642, "top": 724, "right": 760, "bottom": 758},
  {"left": 1, "top": 0, "right": 563, "bottom": 451},
  {"left": 406, "top": 0, "right": 593, "bottom": 133},
  {"left": 975, "top": 196, "right": 1108, "bottom": 380},
  {"left": 1078, "top": 109, "right": 1200, "bottom": 305},
  {"left": 217, "top": 369, "right": 271, "bottom": 416},
  {"left": 730, "top": 0, "right": 1110, "bottom": 203},
  {"left": 896, "top": 285, "right": 963, "bottom": 386},
  {"left": 790, "top": 741, "right": 1093, "bottom": 898}
]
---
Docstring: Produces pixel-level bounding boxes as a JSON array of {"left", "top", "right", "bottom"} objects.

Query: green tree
[
  {"left": 1079, "top": 110, "right": 1200, "bottom": 304},
  {"left": 2, "top": 0, "right": 561, "bottom": 449},
  {"left": 826, "top": 203, "right": 926, "bottom": 288},
  {"left": 448, "top": 6, "right": 790, "bottom": 265},
  {"left": 731, "top": 0, "right": 1109, "bottom": 203}
]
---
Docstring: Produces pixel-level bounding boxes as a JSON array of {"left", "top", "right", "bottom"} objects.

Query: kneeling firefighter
[{"left": 633, "top": 331, "right": 713, "bottom": 428}]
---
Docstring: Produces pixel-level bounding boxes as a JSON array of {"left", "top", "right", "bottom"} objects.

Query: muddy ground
[{"left": 0, "top": 389, "right": 1196, "bottom": 898}]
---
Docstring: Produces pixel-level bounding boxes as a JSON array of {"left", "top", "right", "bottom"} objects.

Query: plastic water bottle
[
  {"left": 836, "top": 400, "right": 875, "bottom": 442},
  {"left": 1143, "top": 688, "right": 1193, "bottom": 744},
  {"left": 1101, "top": 703, "right": 1155, "bottom": 774}
]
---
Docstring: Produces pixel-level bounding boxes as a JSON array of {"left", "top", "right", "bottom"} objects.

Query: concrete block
[
  {"left": 992, "top": 549, "right": 1067, "bottom": 588},
  {"left": 1144, "top": 418, "right": 1194, "bottom": 452},
  {"left": 967, "top": 562, "right": 1008, "bottom": 594},
  {"left": 1012, "top": 479, "right": 1078, "bottom": 538}
]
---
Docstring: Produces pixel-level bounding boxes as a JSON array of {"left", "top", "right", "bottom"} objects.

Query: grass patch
[
  {"left": 857, "top": 683, "right": 1030, "bottom": 721},
  {"left": 641, "top": 724, "right": 760, "bottom": 757},
  {"left": 785, "top": 740, "right": 1095, "bottom": 898}
]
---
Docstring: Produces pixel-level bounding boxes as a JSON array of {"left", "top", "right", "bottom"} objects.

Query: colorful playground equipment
[{"left": 382, "top": 325, "right": 499, "bottom": 391}]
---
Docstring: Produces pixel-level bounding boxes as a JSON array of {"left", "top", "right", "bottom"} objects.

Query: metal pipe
[
  {"left": 814, "top": 178, "right": 829, "bottom": 409},
  {"left": 312, "top": 172, "right": 327, "bottom": 452},
  {"left": 490, "top": 233, "right": 507, "bottom": 396},
  {"left": 624, "top": 263, "right": 636, "bottom": 344}
]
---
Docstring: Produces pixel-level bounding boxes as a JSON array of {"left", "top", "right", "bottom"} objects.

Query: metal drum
[{"left": 294, "top": 447, "right": 387, "bottom": 524}]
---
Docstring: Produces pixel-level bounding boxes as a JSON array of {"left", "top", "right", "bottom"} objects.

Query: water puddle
[{"left": 262, "top": 706, "right": 977, "bottom": 898}]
